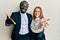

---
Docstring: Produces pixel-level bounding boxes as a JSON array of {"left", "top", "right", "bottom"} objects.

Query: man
[{"left": 5, "top": 1, "right": 32, "bottom": 40}]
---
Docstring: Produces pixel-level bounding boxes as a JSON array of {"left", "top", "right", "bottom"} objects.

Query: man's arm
[{"left": 5, "top": 13, "right": 16, "bottom": 26}]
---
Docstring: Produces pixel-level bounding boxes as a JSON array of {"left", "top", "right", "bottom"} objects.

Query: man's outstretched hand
[{"left": 5, "top": 13, "right": 16, "bottom": 25}]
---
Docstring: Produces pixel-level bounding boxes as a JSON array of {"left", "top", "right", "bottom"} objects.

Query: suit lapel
[{"left": 17, "top": 12, "right": 21, "bottom": 29}]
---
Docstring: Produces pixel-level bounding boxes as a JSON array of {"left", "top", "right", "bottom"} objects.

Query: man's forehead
[
  {"left": 23, "top": 2, "right": 28, "bottom": 5},
  {"left": 23, "top": 3, "right": 28, "bottom": 6},
  {"left": 20, "top": 1, "right": 29, "bottom": 7},
  {"left": 21, "top": 3, "right": 28, "bottom": 7}
]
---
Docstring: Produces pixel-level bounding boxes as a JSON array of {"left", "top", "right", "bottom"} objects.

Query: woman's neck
[{"left": 35, "top": 17, "right": 40, "bottom": 20}]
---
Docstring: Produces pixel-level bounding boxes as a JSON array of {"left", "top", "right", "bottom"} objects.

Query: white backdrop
[{"left": 0, "top": 0, "right": 60, "bottom": 40}]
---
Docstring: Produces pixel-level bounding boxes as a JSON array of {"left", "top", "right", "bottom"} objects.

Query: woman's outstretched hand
[{"left": 42, "top": 19, "right": 50, "bottom": 27}]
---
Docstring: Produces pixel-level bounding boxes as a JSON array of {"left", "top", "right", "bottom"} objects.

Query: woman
[{"left": 31, "top": 6, "right": 50, "bottom": 40}]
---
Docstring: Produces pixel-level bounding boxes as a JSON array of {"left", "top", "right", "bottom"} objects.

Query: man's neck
[{"left": 20, "top": 11, "right": 26, "bottom": 14}]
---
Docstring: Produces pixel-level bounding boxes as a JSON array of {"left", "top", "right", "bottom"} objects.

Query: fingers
[
  {"left": 11, "top": 19, "right": 16, "bottom": 25},
  {"left": 45, "top": 21, "right": 49, "bottom": 26},
  {"left": 42, "top": 18, "right": 50, "bottom": 28},
  {"left": 5, "top": 13, "right": 16, "bottom": 25},
  {"left": 42, "top": 21, "right": 49, "bottom": 27},
  {"left": 44, "top": 18, "right": 50, "bottom": 25},
  {"left": 46, "top": 18, "right": 50, "bottom": 21},
  {"left": 5, "top": 13, "right": 10, "bottom": 18},
  {"left": 46, "top": 18, "right": 50, "bottom": 26}
]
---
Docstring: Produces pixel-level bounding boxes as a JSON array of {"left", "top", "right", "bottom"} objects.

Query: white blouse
[{"left": 31, "top": 18, "right": 44, "bottom": 33}]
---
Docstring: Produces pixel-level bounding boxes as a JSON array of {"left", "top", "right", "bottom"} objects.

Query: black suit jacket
[{"left": 5, "top": 11, "right": 32, "bottom": 40}]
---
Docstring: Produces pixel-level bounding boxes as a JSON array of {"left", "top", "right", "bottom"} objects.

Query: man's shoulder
[
  {"left": 11, "top": 11, "right": 20, "bottom": 16},
  {"left": 27, "top": 13, "right": 32, "bottom": 16},
  {"left": 12, "top": 11, "right": 20, "bottom": 14},
  {"left": 27, "top": 13, "right": 32, "bottom": 19}
]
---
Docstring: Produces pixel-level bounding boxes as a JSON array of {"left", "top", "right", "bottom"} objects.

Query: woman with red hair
[{"left": 31, "top": 6, "right": 50, "bottom": 40}]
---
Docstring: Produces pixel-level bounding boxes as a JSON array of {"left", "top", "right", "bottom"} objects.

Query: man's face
[{"left": 20, "top": 3, "right": 28, "bottom": 13}]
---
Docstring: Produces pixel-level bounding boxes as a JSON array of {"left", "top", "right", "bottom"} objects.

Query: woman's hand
[{"left": 42, "top": 19, "right": 50, "bottom": 27}]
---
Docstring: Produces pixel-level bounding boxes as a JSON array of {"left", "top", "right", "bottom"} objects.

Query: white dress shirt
[{"left": 19, "top": 13, "right": 29, "bottom": 35}]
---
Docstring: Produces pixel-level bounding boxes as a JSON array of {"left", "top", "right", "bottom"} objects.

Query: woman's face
[{"left": 34, "top": 8, "right": 41, "bottom": 18}]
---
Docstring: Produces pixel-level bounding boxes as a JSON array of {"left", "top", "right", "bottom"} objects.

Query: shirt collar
[{"left": 20, "top": 11, "right": 27, "bottom": 15}]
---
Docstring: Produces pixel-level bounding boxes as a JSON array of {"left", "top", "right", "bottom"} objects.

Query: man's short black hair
[{"left": 20, "top": 1, "right": 29, "bottom": 7}]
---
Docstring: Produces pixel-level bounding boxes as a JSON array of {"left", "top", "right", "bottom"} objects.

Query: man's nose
[{"left": 21, "top": 6, "right": 27, "bottom": 9}]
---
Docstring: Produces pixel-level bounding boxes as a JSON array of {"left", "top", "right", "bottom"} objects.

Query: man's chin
[
  {"left": 21, "top": 11, "right": 26, "bottom": 13},
  {"left": 21, "top": 10, "right": 26, "bottom": 13}
]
